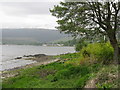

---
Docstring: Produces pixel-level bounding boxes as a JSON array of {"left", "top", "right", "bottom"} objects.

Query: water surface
[{"left": 1, "top": 45, "right": 75, "bottom": 71}]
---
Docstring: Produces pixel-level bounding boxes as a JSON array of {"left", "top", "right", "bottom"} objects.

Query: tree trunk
[{"left": 108, "top": 32, "right": 119, "bottom": 64}]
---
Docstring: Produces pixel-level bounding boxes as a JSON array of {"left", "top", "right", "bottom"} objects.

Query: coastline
[
  {"left": 2, "top": 45, "right": 75, "bottom": 71},
  {"left": 1, "top": 54, "right": 60, "bottom": 78},
  {"left": 2, "top": 52, "right": 119, "bottom": 88}
]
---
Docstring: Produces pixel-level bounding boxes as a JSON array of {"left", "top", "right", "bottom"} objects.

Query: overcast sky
[{"left": 0, "top": 0, "right": 64, "bottom": 29}]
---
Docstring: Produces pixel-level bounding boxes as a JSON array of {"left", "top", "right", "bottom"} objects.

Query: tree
[{"left": 50, "top": 1, "right": 120, "bottom": 64}]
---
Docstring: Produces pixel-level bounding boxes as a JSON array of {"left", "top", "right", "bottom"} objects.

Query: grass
[
  {"left": 2, "top": 43, "right": 119, "bottom": 88},
  {"left": 3, "top": 54, "right": 118, "bottom": 88},
  {"left": 2, "top": 57, "right": 95, "bottom": 88}
]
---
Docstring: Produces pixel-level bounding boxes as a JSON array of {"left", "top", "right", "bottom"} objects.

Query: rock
[
  {"left": 23, "top": 55, "right": 33, "bottom": 57},
  {"left": 33, "top": 54, "right": 46, "bottom": 57},
  {"left": 23, "top": 54, "right": 46, "bottom": 58},
  {"left": 15, "top": 57, "right": 22, "bottom": 59}
]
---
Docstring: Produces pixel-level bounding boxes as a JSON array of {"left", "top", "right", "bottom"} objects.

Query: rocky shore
[
  {"left": 15, "top": 54, "right": 55, "bottom": 63},
  {"left": 1, "top": 54, "right": 59, "bottom": 78}
]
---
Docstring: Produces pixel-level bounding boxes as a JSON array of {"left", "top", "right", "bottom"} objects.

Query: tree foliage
[
  {"left": 50, "top": 1, "right": 119, "bottom": 36},
  {"left": 50, "top": 1, "right": 120, "bottom": 62}
]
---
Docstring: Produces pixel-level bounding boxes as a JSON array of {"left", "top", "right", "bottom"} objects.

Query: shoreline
[
  {"left": 2, "top": 54, "right": 56, "bottom": 71},
  {"left": 1, "top": 54, "right": 60, "bottom": 78},
  {"left": 2, "top": 51, "right": 74, "bottom": 72},
  {"left": 1, "top": 54, "right": 54, "bottom": 71},
  {"left": 1, "top": 44, "right": 75, "bottom": 48}
]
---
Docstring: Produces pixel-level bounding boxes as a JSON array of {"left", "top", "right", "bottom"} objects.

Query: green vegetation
[
  {"left": 80, "top": 43, "right": 114, "bottom": 63},
  {"left": 2, "top": 42, "right": 119, "bottom": 88},
  {"left": 49, "top": 2, "right": 119, "bottom": 88},
  {"left": 2, "top": 1, "right": 119, "bottom": 88},
  {"left": 50, "top": 1, "right": 120, "bottom": 64},
  {"left": 75, "top": 40, "right": 88, "bottom": 51}
]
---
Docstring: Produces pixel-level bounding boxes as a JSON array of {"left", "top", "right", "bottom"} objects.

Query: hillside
[{"left": 2, "top": 28, "right": 72, "bottom": 45}]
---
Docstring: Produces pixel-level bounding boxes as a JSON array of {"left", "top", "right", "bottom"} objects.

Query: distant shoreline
[{"left": 1, "top": 44, "right": 75, "bottom": 47}]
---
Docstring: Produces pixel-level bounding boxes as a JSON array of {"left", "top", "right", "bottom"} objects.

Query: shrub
[{"left": 80, "top": 42, "right": 114, "bottom": 63}]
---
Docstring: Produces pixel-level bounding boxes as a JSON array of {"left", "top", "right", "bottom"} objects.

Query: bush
[{"left": 80, "top": 42, "right": 114, "bottom": 63}]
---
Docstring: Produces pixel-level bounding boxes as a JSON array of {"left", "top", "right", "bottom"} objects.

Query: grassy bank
[{"left": 2, "top": 43, "right": 119, "bottom": 88}]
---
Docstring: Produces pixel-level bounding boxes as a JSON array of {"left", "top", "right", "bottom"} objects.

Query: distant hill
[{"left": 2, "top": 28, "right": 72, "bottom": 45}]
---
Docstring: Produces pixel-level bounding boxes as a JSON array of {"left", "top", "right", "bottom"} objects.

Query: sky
[
  {"left": 1, "top": 0, "right": 117, "bottom": 29},
  {"left": 0, "top": 0, "right": 64, "bottom": 29}
]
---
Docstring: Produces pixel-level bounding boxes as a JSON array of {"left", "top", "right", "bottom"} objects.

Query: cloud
[
  {"left": 0, "top": 2, "right": 59, "bottom": 16},
  {"left": 0, "top": 1, "right": 62, "bottom": 29},
  {"left": 1, "top": 15, "right": 58, "bottom": 29},
  {"left": 0, "top": 0, "right": 63, "bottom": 3}
]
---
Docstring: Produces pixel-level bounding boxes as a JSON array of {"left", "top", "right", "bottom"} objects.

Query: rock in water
[
  {"left": 15, "top": 57, "right": 22, "bottom": 59},
  {"left": 34, "top": 54, "right": 46, "bottom": 57}
]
